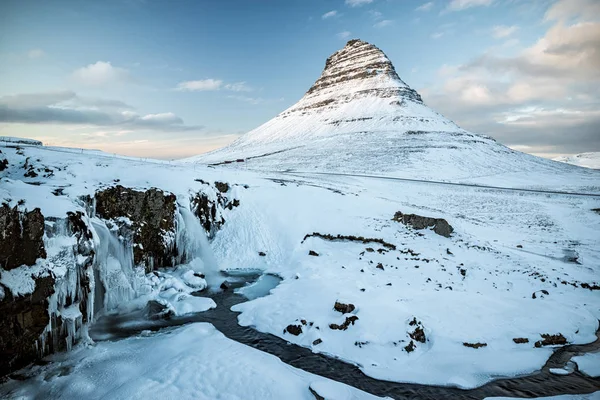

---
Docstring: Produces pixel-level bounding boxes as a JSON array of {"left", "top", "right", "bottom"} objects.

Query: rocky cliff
[{"left": 0, "top": 181, "right": 234, "bottom": 377}]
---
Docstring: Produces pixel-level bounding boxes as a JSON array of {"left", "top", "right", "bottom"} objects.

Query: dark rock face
[
  {"left": 191, "top": 193, "right": 225, "bottom": 236},
  {"left": 0, "top": 210, "right": 96, "bottom": 378},
  {"left": 334, "top": 302, "right": 355, "bottom": 314},
  {"left": 0, "top": 158, "right": 8, "bottom": 171},
  {"left": 0, "top": 275, "right": 55, "bottom": 377},
  {"left": 392, "top": 211, "right": 454, "bottom": 238},
  {"left": 95, "top": 185, "right": 176, "bottom": 272},
  {"left": 0, "top": 205, "right": 46, "bottom": 270}
]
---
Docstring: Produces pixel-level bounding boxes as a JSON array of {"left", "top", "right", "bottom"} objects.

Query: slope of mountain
[
  {"left": 186, "top": 40, "right": 599, "bottom": 191},
  {"left": 555, "top": 153, "right": 600, "bottom": 170}
]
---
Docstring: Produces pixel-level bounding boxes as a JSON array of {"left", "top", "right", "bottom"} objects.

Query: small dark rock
[
  {"left": 220, "top": 281, "right": 229, "bottom": 291},
  {"left": 404, "top": 340, "right": 416, "bottom": 353},
  {"left": 365, "top": 247, "right": 375, "bottom": 252},
  {"left": 258, "top": 251, "right": 266, "bottom": 256},
  {"left": 463, "top": 342, "right": 487, "bottom": 349},
  {"left": 214, "top": 181, "right": 229, "bottom": 193},
  {"left": 516, "top": 245, "right": 523, "bottom": 248},
  {"left": 285, "top": 324, "right": 303, "bottom": 336},
  {"left": 513, "top": 337, "right": 529, "bottom": 344},
  {"left": 312, "top": 338, "right": 322, "bottom": 346},
  {"left": 330, "top": 315, "right": 359, "bottom": 331},
  {"left": 308, "top": 250, "right": 319, "bottom": 256},
  {"left": 376, "top": 263, "right": 384, "bottom": 270},
  {"left": 334, "top": 302, "right": 355, "bottom": 314},
  {"left": 534, "top": 333, "right": 567, "bottom": 347}
]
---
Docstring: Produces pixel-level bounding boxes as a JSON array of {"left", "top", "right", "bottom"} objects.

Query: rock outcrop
[
  {"left": 392, "top": 211, "right": 453, "bottom": 237},
  {"left": 95, "top": 185, "right": 177, "bottom": 272},
  {"left": 0, "top": 275, "right": 55, "bottom": 377},
  {"left": 0, "top": 205, "right": 46, "bottom": 270},
  {"left": 0, "top": 183, "right": 231, "bottom": 377}
]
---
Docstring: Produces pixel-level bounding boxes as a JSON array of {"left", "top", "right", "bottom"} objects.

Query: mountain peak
[{"left": 292, "top": 39, "right": 422, "bottom": 115}]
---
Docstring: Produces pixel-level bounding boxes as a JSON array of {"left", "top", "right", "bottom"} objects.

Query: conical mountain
[{"left": 188, "top": 40, "right": 598, "bottom": 187}]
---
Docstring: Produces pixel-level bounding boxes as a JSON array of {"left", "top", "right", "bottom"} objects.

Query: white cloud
[
  {"left": 322, "top": 10, "right": 338, "bottom": 19},
  {"left": 431, "top": 32, "right": 445, "bottom": 39},
  {"left": 139, "top": 112, "right": 182, "bottom": 124},
  {"left": 369, "top": 10, "right": 382, "bottom": 19},
  {"left": 224, "top": 82, "right": 252, "bottom": 92},
  {"left": 420, "top": 4, "right": 600, "bottom": 156},
  {"left": 72, "top": 61, "right": 131, "bottom": 86},
  {"left": 492, "top": 25, "right": 519, "bottom": 38},
  {"left": 345, "top": 0, "right": 373, "bottom": 7},
  {"left": 416, "top": 2, "right": 434, "bottom": 12},
  {"left": 175, "top": 79, "right": 223, "bottom": 91},
  {"left": 27, "top": 49, "right": 45, "bottom": 59},
  {"left": 337, "top": 31, "right": 352, "bottom": 39},
  {"left": 175, "top": 79, "right": 254, "bottom": 92},
  {"left": 0, "top": 91, "right": 199, "bottom": 132},
  {"left": 446, "top": 0, "right": 493, "bottom": 12},
  {"left": 544, "top": 0, "right": 600, "bottom": 22},
  {"left": 374, "top": 19, "right": 392, "bottom": 28}
]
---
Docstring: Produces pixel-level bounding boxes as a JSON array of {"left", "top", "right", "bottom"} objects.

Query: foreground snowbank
[{"left": 0, "top": 323, "right": 385, "bottom": 400}]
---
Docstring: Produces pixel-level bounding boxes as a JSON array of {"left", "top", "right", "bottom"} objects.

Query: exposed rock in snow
[
  {"left": 392, "top": 211, "right": 453, "bottom": 237},
  {"left": 94, "top": 185, "right": 178, "bottom": 272},
  {"left": 0, "top": 205, "right": 46, "bottom": 270}
]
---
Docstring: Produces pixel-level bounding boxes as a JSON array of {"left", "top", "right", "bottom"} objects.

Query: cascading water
[
  {"left": 91, "top": 219, "right": 147, "bottom": 312},
  {"left": 175, "top": 206, "right": 223, "bottom": 289}
]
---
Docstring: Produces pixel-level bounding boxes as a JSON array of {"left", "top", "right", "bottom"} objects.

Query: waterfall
[
  {"left": 176, "top": 206, "right": 223, "bottom": 289},
  {"left": 91, "top": 219, "right": 146, "bottom": 312}
]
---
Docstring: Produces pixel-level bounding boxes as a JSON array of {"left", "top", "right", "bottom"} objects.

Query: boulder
[{"left": 392, "top": 211, "right": 453, "bottom": 237}]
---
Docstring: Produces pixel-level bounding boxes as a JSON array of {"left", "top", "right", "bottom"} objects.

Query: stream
[{"left": 88, "top": 270, "right": 600, "bottom": 400}]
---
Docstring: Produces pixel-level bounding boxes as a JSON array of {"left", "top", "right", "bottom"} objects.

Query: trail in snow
[{"left": 277, "top": 171, "right": 600, "bottom": 197}]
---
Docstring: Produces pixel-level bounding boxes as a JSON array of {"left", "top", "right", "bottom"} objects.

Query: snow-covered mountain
[
  {"left": 186, "top": 39, "right": 598, "bottom": 189},
  {"left": 554, "top": 152, "right": 600, "bottom": 170}
]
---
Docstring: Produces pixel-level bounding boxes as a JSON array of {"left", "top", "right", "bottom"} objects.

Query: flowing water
[{"left": 89, "top": 271, "right": 600, "bottom": 400}]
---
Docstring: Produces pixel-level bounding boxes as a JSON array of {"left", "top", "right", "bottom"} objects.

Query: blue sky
[{"left": 1, "top": 0, "right": 599, "bottom": 159}]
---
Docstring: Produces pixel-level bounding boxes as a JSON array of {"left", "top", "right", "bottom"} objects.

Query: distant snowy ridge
[
  {"left": 0, "top": 136, "right": 43, "bottom": 146},
  {"left": 185, "top": 40, "right": 599, "bottom": 190},
  {"left": 554, "top": 153, "right": 600, "bottom": 170}
]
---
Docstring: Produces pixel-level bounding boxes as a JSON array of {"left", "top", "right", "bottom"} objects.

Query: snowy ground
[
  {"left": 555, "top": 153, "right": 600, "bottom": 170},
  {"left": 573, "top": 352, "right": 600, "bottom": 377},
  {"left": 0, "top": 323, "right": 384, "bottom": 400},
  {"left": 1, "top": 142, "right": 600, "bottom": 395}
]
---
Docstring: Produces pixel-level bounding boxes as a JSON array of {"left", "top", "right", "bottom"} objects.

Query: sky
[{"left": 0, "top": 0, "right": 599, "bottom": 160}]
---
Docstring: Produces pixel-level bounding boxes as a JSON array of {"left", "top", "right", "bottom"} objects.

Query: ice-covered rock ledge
[{"left": 0, "top": 182, "right": 237, "bottom": 377}]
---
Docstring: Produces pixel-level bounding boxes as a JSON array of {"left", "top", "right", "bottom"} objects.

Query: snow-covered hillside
[
  {"left": 1, "top": 140, "right": 600, "bottom": 398},
  {"left": 185, "top": 40, "right": 599, "bottom": 192},
  {"left": 555, "top": 153, "right": 600, "bottom": 170}
]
